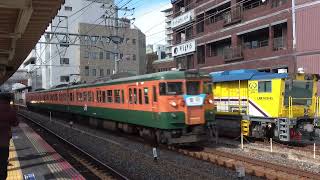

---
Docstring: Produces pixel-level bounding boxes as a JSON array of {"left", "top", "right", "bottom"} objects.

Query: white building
[
  {"left": 161, "top": 6, "right": 173, "bottom": 58},
  {"left": 25, "top": 0, "right": 115, "bottom": 89}
]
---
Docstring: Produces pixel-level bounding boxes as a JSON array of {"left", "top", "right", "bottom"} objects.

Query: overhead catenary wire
[{"left": 28, "top": 0, "right": 136, "bottom": 77}]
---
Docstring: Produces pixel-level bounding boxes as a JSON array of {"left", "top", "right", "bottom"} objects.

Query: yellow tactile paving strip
[{"left": 7, "top": 140, "right": 23, "bottom": 180}]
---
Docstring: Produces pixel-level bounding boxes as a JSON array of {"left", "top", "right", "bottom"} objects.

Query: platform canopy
[
  {"left": 210, "top": 69, "right": 289, "bottom": 82},
  {"left": 0, "top": 0, "right": 64, "bottom": 85}
]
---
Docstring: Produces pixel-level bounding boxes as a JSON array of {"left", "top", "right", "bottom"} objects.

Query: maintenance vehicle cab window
[{"left": 258, "top": 81, "right": 272, "bottom": 93}]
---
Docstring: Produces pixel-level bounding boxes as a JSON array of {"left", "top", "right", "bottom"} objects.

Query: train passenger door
[
  {"left": 151, "top": 85, "right": 159, "bottom": 120},
  {"left": 184, "top": 81, "right": 205, "bottom": 125},
  {"left": 128, "top": 86, "right": 135, "bottom": 110}
]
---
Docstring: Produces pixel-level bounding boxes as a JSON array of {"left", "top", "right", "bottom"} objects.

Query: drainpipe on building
[{"left": 292, "top": 0, "right": 296, "bottom": 49}]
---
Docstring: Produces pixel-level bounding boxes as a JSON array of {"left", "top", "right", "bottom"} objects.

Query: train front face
[
  {"left": 281, "top": 74, "right": 319, "bottom": 142},
  {"left": 159, "top": 72, "right": 214, "bottom": 144}
]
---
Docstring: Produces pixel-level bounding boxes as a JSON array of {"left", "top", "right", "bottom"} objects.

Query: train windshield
[
  {"left": 186, "top": 81, "right": 200, "bottom": 95},
  {"left": 284, "top": 80, "right": 313, "bottom": 106},
  {"left": 159, "top": 82, "right": 183, "bottom": 95}
]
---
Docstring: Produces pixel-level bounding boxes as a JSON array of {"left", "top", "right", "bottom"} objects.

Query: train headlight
[
  {"left": 170, "top": 101, "right": 177, "bottom": 107},
  {"left": 209, "top": 99, "right": 214, "bottom": 104}
]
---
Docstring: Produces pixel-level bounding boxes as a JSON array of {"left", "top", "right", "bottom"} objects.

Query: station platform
[{"left": 7, "top": 122, "right": 85, "bottom": 180}]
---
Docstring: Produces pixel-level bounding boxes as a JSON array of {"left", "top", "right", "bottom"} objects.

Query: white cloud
[{"left": 133, "top": 3, "right": 172, "bottom": 45}]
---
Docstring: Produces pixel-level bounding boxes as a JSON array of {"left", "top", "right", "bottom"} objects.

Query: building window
[
  {"left": 107, "top": 69, "right": 110, "bottom": 75},
  {"left": 85, "top": 66, "right": 89, "bottom": 76},
  {"left": 106, "top": 52, "right": 110, "bottom": 59},
  {"left": 197, "top": 45, "right": 205, "bottom": 64},
  {"left": 92, "top": 69, "right": 96, "bottom": 76},
  {"left": 84, "top": 51, "right": 89, "bottom": 58},
  {"left": 60, "top": 58, "right": 69, "bottom": 65},
  {"left": 99, "top": 52, "right": 103, "bottom": 60},
  {"left": 196, "top": 14, "right": 204, "bottom": 34},
  {"left": 133, "top": 54, "right": 136, "bottom": 61},
  {"left": 100, "top": 69, "right": 104, "bottom": 77},
  {"left": 258, "top": 81, "right": 272, "bottom": 93},
  {"left": 120, "top": 53, "right": 123, "bottom": 59},
  {"left": 186, "top": 26, "right": 193, "bottom": 40},
  {"left": 60, "top": 76, "right": 69, "bottom": 82},
  {"left": 64, "top": 6, "right": 72, "bottom": 11},
  {"left": 132, "top": 39, "right": 136, "bottom": 45}
]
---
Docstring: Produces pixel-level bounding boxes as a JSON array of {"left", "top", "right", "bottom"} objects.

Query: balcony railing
[
  {"left": 273, "top": 37, "right": 286, "bottom": 51},
  {"left": 223, "top": 6, "right": 242, "bottom": 26},
  {"left": 224, "top": 46, "right": 243, "bottom": 62}
]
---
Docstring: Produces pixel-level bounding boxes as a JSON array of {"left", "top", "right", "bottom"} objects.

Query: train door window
[
  {"left": 144, "top": 88, "right": 149, "bottom": 104},
  {"left": 129, "top": 88, "right": 133, "bottom": 104},
  {"left": 88, "top": 92, "right": 90, "bottom": 102},
  {"left": 107, "top": 90, "right": 113, "bottom": 103},
  {"left": 134, "top": 88, "right": 137, "bottom": 104},
  {"left": 159, "top": 83, "right": 166, "bottom": 95},
  {"left": 153, "top": 86, "right": 157, "bottom": 102},
  {"left": 114, "top": 90, "right": 121, "bottom": 103},
  {"left": 102, "top": 91, "right": 106, "bottom": 103},
  {"left": 96, "top": 91, "right": 100, "bottom": 102},
  {"left": 138, "top": 89, "right": 142, "bottom": 104},
  {"left": 187, "top": 81, "right": 200, "bottom": 95},
  {"left": 83, "top": 92, "right": 88, "bottom": 102},
  {"left": 121, "top": 90, "right": 125, "bottom": 104},
  {"left": 258, "top": 81, "right": 272, "bottom": 93},
  {"left": 203, "top": 81, "right": 212, "bottom": 94}
]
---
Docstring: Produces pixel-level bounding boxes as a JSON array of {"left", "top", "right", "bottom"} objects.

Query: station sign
[
  {"left": 172, "top": 40, "right": 196, "bottom": 57},
  {"left": 171, "top": 10, "right": 194, "bottom": 29}
]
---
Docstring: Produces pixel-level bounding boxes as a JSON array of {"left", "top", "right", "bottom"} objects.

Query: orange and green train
[{"left": 26, "top": 70, "right": 215, "bottom": 144}]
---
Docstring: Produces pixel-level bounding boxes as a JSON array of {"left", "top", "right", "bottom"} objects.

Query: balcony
[
  {"left": 224, "top": 46, "right": 243, "bottom": 62},
  {"left": 165, "top": 29, "right": 173, "bottom": 35},
  {"left": 273, "top": 37, "right": 286, "bottom": 51},
  {"left": 165, "top": 18, "right": 172, "bottom": 23},
  {"left": 223, "top": 6, "right": 242, "bottom": 26}
]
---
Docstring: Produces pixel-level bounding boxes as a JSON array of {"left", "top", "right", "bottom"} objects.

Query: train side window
[
  {"left": 70, "top": 93, "right": 73, "bottom": 101},
  {"left": 83, "top": 92, "right": 88, "bottom": 102},
  {"left": 114, "top": 90, "right": 121, "bottom": 103},
  {"left": 88, "top": 92, "right": 93, "bottom": 102},
  {"left": 144, "top": 88, "right": 149, "bottom": 104},
  {"left": 121, "top": 90, "right": 125, "bottom": 104},
  {"left": 258, "top": 81, "right": 272, "bottom": 93},
  {"left": 138, "top": 89, "right": 142, "bottom": 104},
  {"left": 153, "top": 86, "right": 157, "bottom": 102},
  {"left": 107, "top": 90, "right": 113, "bottom": 103},
  {"left": 159, "top": 83, "right": 166, "bottom": 95},
  {"left": 134, "top": 88, "right": 137, "bottom": 104},
  {"left": 129, "top": 88, "right": 133, "bottom": 104},
  {"left": 102, "top": 91, "right": 106, "bottom": 103}
]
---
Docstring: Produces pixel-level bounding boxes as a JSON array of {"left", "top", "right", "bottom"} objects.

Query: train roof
[
  {"left": 210, "top": 69, "right": 289, "bottom": 82},
  {"left": 32, "top": 70, "right": 209, "bottom": 93}
]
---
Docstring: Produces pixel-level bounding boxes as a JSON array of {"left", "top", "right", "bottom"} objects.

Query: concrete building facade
[
  {"left": 168, "top": 0, "right": 320, "bottom": 74},
  {"left": 79, "top": 23, "right": 146, "bottom": 83}
]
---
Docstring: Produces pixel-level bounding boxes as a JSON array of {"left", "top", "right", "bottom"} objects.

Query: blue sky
[{"left": 118, "top": 0, "right": 172, "bottom": 45}]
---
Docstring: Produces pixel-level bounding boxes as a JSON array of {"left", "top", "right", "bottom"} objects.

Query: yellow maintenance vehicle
[{"left": 210, "top": 69, "right": 319, "bottom": 142}]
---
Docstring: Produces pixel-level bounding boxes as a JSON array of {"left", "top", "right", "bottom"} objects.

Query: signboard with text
[
  {"left": 172, "top": 40, "right": 196, "bottom": 57},
  {"left": 171, "top": 10, "right": 194, "bottom": 29}
]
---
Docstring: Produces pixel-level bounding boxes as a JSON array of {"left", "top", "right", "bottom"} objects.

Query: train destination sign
[{"left": 172, "top": 40, "right": 196, "bottom": 57}]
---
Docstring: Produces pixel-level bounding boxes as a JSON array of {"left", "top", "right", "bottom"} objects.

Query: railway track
[
  {"left": 18, "top": 113, "right": 129, "bottom": 180},
  {"left": 167, "top": 145, "right": 320, "bottom": 180}
]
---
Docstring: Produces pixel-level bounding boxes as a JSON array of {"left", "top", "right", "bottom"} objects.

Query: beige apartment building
[{"left": 78, "top": 22, "right": 146, "bottom": 83}]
